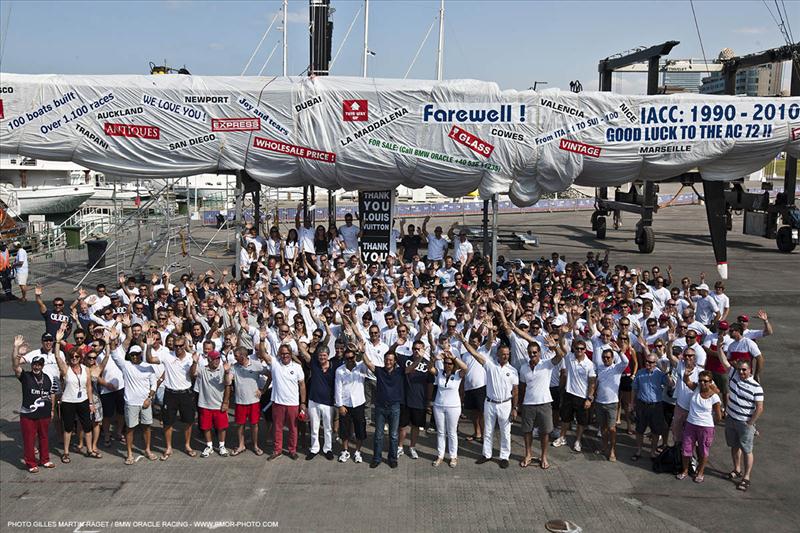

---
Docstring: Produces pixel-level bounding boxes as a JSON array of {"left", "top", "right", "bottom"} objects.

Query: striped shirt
[{"left": 726, "top": 368, "right": 764, "bottom": 422}]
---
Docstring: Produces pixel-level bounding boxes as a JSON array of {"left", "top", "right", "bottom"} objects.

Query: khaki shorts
[
  {"left": 596, "top": 402, "right": 619, "bottom": 430},
  {"left": 725, "top": 416, "right": 756, "bottom": 454},
  {"left": 125, "top": 404, "right": 153, "bottom": 428}
]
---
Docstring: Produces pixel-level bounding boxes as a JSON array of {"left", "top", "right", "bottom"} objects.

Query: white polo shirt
[
  {"left": 159, "top": 350, "right": 194, "bottom": 391},
  {"left": 484, "top": 357, "right": 519, "bottom": 402},
  {"left": 519, "top": 358, "right": 558, "bottom": 405},
  {"left": 564, "top": 352, "right": 596, "bottom": 398},
  {"left": 427, "top": 235, "right": 449, "bottom": 261},
  {"left": 594, "top": 353, "right": 629, "bottom": 404},
  {"left": 270, "top": 360, "right": 304, "bottom": 406}
]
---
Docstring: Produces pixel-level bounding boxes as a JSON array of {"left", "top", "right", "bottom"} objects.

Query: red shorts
[
  {"left": 235, "top": 403, "right": 261, "bottom": 425},
  {"left": 198, "top": 407, "right": 229, "bottom": 431}
]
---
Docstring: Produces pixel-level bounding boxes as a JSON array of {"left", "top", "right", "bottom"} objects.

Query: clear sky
[{"left": 0, "top": 0, "right": 795, "bottom": 93}]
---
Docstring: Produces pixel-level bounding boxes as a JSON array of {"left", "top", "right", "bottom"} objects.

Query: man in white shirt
[
  {"left": 552, "top": 339, "right": 597, "bottom": 453},
  {"left": 694, "top": 283, "right": 720, "bottom": 327},
  {"left": 295, "top": 203, "right": 316, "bottom": 258},
  {"left": 338, "top": 213, "right": 360, "bottom": 260},
  {"left": 421, "top": 216, "right": 449, "bottom": 264},
  {"left": 109, "top": 340, "right": 158, "bottom": 465},
  {"left": 13, "top": 242, "right": 29, "bottom": 302},
  {"left": 260, "top": 343, "right": 307, "bottom": 461},
  {"left": 452, "top": 230, "right": 474, "bottom": 269},
  {"left": 334, "top": 347, "right": 369, "bottom": 463},
  {"left": 594, "top": 348, "right": 629, "bottom": 462},
  {"left": 145, "top": 331, "right": 196, "bottom": 459},
  {"left": 462, "top": 342, "right": 519, "bottom": 469},
  {"left": 518, "top": 340, "right": 565, "bottom": 469}
]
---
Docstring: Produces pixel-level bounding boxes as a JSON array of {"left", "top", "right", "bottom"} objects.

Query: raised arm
[
  {"left": 11, "top": 335, "right": 25, "bottom": 378},
  {"left": 34, "top": 284, "right": 47, "bottom": 314},
  {"left": 757, "top": 309, "right": 773, "bottom": 337},
  {"left": 53, "top": 323, "right": 69, "bottom": 377},
  {"left": 457, "top": 331, "right": 486, "bottom": 366}
]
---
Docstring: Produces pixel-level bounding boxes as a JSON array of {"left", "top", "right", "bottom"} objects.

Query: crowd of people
[{"left": 10, "top": 209, "right": 768, "bottom": 491}]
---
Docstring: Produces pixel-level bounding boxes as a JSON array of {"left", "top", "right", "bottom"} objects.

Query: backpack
[{"left": 652, "top": 445, "right": 682, "bottom": 475}]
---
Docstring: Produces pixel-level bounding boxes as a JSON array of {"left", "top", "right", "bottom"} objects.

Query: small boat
[{"left": 0, "top": 157, "right": 96, "bottom": 216}]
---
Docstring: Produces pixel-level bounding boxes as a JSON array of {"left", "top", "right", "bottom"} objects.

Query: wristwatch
[{"left": 586, "top": 396, "right": 594, "bottom": 402}]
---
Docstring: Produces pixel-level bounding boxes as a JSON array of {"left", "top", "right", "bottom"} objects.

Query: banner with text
[{"left": 358, "top": 190, "right": 394, "bottom": 264}]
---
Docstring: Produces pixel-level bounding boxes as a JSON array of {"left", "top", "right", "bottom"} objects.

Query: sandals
[
  {"left": 727, "top": 470, "right": 742, "bottom": 481},
  {"left": 185, "top": 448, "right": 197, "bottom": 458},
  {"left": 540, "top": 460, "right": 550, "bottom": 470},
  {"left": 230, "top": 448, "right": 246, "bottom": 457},
  {"left": 42, "top": 462, "right": 55, "bottom": 469},
  {"left": 86, "top": 450, "right": 101, "bottom": 459},
  {"left": 124, "top": 456, "right": 135, "bottom": 465},
  {"left": 160, "top": 450, "right": 173, "bottom": 461},
  {"left": 466, "top": 435, "right": 483, "bottom": 443},
  {"left": 694, "top": 475, "right": 705, "bottom": 483},
  {"left": 144, "top": 451, "right": 158, "bottom": 461},
  {"left": 737, "top": 479, "right": 750, "bottom": 492},
  {"left": 519, "top": 457, "right": 534, "bottom": 468},
  {"left": 676, "top": 472, "right": 688, "bottom": 480},
  {"left": 253, "top": 448, "right": 264, "bottom": 456},
  {"left": 28, "top": 466, "right": 40, "bottom": 473},
  {"left": 60, "top": 453, "right": 71, "bottom": 464}
]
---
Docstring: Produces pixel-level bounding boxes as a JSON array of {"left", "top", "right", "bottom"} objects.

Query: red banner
[
  {"left": 559, "top": 138, "right": 601, "bottom": 158},
  {"left": 448, "top": 125, "right": 494, "bottom": 158},
  {"left": 103, "top": 122, "right": 160, "bottom": 140}
]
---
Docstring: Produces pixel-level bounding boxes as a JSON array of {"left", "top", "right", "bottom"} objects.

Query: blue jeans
[{"left": 373, "top": 402, "right": 400, "bottom": 463}]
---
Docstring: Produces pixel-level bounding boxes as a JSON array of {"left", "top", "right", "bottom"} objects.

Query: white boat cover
[{"left": 1, "top": 73, "right": 798, "bottom": 206}]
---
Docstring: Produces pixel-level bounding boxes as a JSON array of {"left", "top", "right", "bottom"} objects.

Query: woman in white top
[
  {"left": 266, "top": 226, "right": 283, "bottom": 259},
  {"left": 429, "top": 339, "right": 467, "bottom": 467},
  {"left": 54, "top": 324, "right": 95, "bottom": 463},
  {"left": 284, "top": 229, "right": 299, "bottom": 267},
  {"left": 239, "top": 242, "right": 257, "bottom": 279},
  {"left": 327, "top": 227, "right": 345, "bottom": 260},
  {"left": 677, "top": 369, "right": 722, "bottom": 483}
]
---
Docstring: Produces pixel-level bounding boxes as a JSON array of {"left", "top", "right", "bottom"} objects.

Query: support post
[
  {"left": 702, "top": 180, "right": 728, "bottom": 279},
  {"left": 311, "top": 185, "right": 316, "bottom": 225},
  {"left": 491, "top": 194, "right": 498, "bottom": 283},
  {"left": 253, "top": 185, "right": 261, "bottom": 235},
  {"left": 328, "top": 189, "right": 336, "bottom": 229},
  {"left": 784, "top": 55, "right": 799, "bottom": 207},
  {"left": 482, "top": 198, "right": 490, "bottom": 258},
  {"left": 234, "top": 171, "right": 244, "bottom": 279}
]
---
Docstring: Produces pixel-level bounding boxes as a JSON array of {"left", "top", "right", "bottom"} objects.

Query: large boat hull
[{"left": 0, "top": 184, "right": 96, "bottom": 215}]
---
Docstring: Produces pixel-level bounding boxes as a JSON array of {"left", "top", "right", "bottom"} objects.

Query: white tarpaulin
[{"left": 1, "top": 73, "right": 798, "bottom": 206}]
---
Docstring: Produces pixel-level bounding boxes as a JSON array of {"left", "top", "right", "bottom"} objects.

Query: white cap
[
  {"left": 697, "top": 283, "right": 710, "bottom": 291},
  {"left": 630, "top": 268, "right": 638, "bottom": 275}
]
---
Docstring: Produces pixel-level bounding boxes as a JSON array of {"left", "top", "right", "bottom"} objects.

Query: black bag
[{"left": 652, "top": 445, "right": 682, "bottom": 475}]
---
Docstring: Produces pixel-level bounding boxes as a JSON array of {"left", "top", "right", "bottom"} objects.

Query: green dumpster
[{"left": 63, "top": 226, "right": 81, "bottom": 249}]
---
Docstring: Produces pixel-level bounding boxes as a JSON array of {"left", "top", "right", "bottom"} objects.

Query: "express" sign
[{"left": 211, "top": 118, "right": 260, "bottom": 132}]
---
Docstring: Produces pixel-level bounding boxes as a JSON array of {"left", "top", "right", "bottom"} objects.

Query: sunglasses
[
  {"left": 86, "top": 356, "right": 97, "bottom": 360},
  {"left": 699, "top": 379, "right": 712, "bottom": 384}
]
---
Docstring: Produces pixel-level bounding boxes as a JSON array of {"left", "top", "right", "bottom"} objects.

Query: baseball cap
[
  {"left": 658, "top": 314, "right": 669, "bottom": 322},
  {"left": 697, "top": 283, "right": 710, "bottom": 291},
  {"left": 207, "top": 351, "right": 221, "bottom": 360},
  {"left": 128, "top": 345, "right": 143, "bottom": 355},
  {"left": 31, "top": 356, "right": 45, "bottom": 365},
  {"left": 110, "top": 293, "right": 121, "bottom": 299},
  {"left": 718, "top": 321, "right": 730, "bottom": 330},
  {"left": 41, "top": 333, "right": 54, "bottom": 342},
  {"left": 737, "top": 314, "right": 749, "bottom": 323}
]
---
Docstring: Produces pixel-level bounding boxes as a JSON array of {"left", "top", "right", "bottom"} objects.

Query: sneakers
[
  {"left": 338, "top": 450, "right": 351, "bottom": 463},
  {"left": 324, "top": 450, "right": 335, "bottom": 461},
  {"left": 409, "top": 447, "right": 419, "bottom": 460},
  {"left": 353, "top": 450, "right": 363, "bottom": 463},
  {"left": 397, "top": 446, "right": 405, "bottom": 457},
  {"left": 552, "top": 436, "right": 567, "bottom": 448},
  {"left": 573, "top": 440, "right": 582, "bottom": 453},
  {"left": 218, "top": 446, "right": 229, "bottom": 457},
  {"left": 201, "top": 445, "right": 214, "bottom": 458}
]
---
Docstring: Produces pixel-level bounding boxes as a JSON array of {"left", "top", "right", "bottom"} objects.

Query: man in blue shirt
[
  {"left": 632, "top": 355, "right": 670, "bottom": 460},
  {"left": 360, "top": 342, "right": 404, "bottom": 469}
]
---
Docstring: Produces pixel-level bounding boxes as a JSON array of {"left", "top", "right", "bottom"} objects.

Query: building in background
[
  {"left": 700, "top": 62, "right": 784, "bottom": 96},
  {"left": 661, "top": 70, "right": 703, "bottom": 93}
]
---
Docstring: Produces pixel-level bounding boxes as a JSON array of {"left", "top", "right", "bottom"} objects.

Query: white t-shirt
[
  {"left": 564, "top": 352, "right": 596, "bottom": 398},
  {"left": 454, "top": 239, "right": 473, "bottom": 264},
  {"left": 686, "top": 389, "right": 721, "bottom": 427},
  {"left": 674, "top": 361, "right": 701, "bottom": 410},
  {"left": 594, "top": 353, "right": 629, "bottom": 404},
  {"left": 519, "top": 358, "right": 558, "bottom": 405},
  {"left": 270, "top": 360, "right": 304, "bottom": 406},
  {"left": 364, "top": 341, "right": 389, "bottom": 371},
  {"left": 298, "top": 227, "right": 315, "bottom": 254},
  {"left": 158, "top": 350, "right": 193, "bottom": 391},
  {"left": 460, "top": 346, "right": 488, "bottom": 391},
  {"left": 339, "top": 224, "right": 360, "bottom": 256},
  {"left": 110, "top": 348, "right": 158, "bottom": 406},
  {"left": 15, "top": 248, "right": 28, "bottom": 274},
  {"left": 433, "top": 360, "right": 463, "bottom": 408}
]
